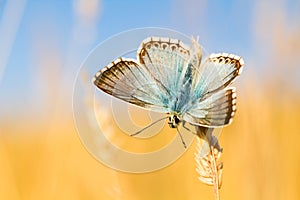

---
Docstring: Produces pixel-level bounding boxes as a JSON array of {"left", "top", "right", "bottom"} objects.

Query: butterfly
[{"left": 93, "top": 37, "right": 244, "bottom": 146}]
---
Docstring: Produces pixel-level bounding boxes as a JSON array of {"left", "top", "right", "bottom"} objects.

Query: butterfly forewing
[
  {"left": 137, "top": 37, "right": 193, "bottom": 97},
  {"left": 192, "top": 53, "right": 244, "bottom": 100},
  {"left": 93, "top": 58, "right": 169, "bottom": 112}
]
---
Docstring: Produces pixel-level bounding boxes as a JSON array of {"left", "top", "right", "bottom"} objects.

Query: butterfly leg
[
  {"left": 182, "top": 121, "right": 198, "bottom": 135},
  {"left": 176, "top": 127, "right": 187, "bottom": 148}
]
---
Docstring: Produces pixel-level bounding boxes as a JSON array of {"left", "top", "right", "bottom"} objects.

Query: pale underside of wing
[
  {"left": 93, "top": 58, "right": 170, "bottom": 113},
  {"left": 183, "top": 87, "right": 237, "bottom": 127}
]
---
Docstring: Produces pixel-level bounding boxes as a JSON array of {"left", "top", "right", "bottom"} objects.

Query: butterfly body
[
  {"left": 93, "top": 37, "right": 244, "bottom": 131},
  {"left": 168, "top": 114, "right": 181, "bottom": 128}
]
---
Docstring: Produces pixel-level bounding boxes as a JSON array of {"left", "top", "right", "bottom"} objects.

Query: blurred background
[{"left": 0, "top": 0, "right": 300, "bottom": 199}]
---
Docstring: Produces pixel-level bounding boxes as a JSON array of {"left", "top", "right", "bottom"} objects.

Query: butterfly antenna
[
  {"left": 130, "top": 116, "right": 169, "bottom": 137},
  {"left": 176, "top": 127, "right": 187, "bottom": 148}
]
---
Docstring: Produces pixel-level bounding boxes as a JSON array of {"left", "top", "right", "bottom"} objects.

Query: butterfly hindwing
[{"left": 183, "top": 87, "right": 237, "bottom": 127}]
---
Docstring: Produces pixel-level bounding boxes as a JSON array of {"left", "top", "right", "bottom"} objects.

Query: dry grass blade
[{"left": 195, "top": 126, "right": 223, "bottom": 200}]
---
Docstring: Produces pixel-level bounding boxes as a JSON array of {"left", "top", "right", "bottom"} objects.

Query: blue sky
[{"left": 0, "top": 0, "right": 299, "bottom": 116}]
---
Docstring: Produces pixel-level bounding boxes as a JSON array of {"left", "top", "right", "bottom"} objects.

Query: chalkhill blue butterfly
[{"left": 93, "top": 37, "right": 244, "bottom": 147}]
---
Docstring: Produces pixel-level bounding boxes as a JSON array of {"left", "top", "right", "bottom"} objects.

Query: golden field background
[
  {"left": 1, "top": 0, "right": 300, "bottom": 199},
  {"left": 1, "top": 76, "right": 300, "bottom": 200}
]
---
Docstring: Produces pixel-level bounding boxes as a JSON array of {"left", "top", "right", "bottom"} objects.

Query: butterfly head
[{"left": 168, "top": 114, "right": 181, "bottom": 128}]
